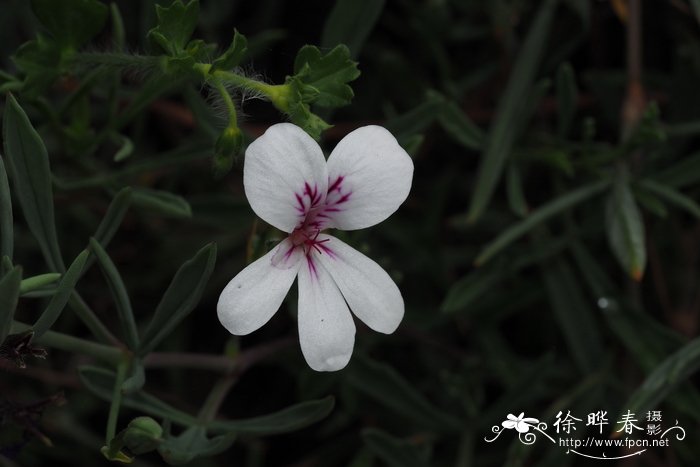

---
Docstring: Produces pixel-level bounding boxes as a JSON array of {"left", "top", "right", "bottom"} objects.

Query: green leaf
[
  {"left": 441, "top": 270, "right": 501, "bottom": 314},
  {"left": 33, "top": 250, "right": 89, "bottom": 337},
  {"left": 131, "top": 187, "right": 192, "bottom": 219},
  {"left": 139, "top": 243, "right": 216, "bottom": 355},
  {"left": 386, "top": 92, "right": 444, "bottom": 143},
  {"left": 121, "top": 359, "right": 146, "bottom": 394},
  {"left": 211, "top": 29, "right": 248, "bottom": 72},
  {"left": 506, "top": 163, "right": 528, "bottom": 217},
  {"left": 437, "top": 97, "right": 485, "bottom": 151},
  {"left": 158, "top": 426, "right": 235, "bottom": 465},
  {"left": 556, "top": 62, "right": 578, "bottom": 139},
  {"left": 362, "top": 429, "right": 430, "bottom": 467},
  {"left": 475, "top": 180, "right": 609, "bottom": 266},
  {"left": 94, "top": 187, "right": 133, "bottom": 246},
  {"left": 31, "top": 0, "right": 108, "bottom": 48},
  {"left": 655, "top": 152, "right": 700, "bottom": 189},
  {"left": 12, "top": 38, "right": 63, "bottom": 94},
  {"left": 637, "top": 179, "right": 700, "bottom": 219},
  {"left": 624, "top": 336, "right": 700, "bottom": 421},
  {"left": 291, "top": 44, "right": 360, "bottom": 108},
  {"left": 19, "top": 272, "right": 61, "bottom": 295},
  {"left": 147, "top": 0, "right": 200, "bottom": 56},
  {"left": 0, "top": 156, "right": 12, "bottom": 260},
  {"left": 79, "top": 365, "right": 334, "bottom": 434},
  {"left": 0, "top": 266, "right": 22, "bottom": 343},
  {"left": 111, "top": 133, "right": 134, "bottom": 162},
  {"left": 209, "top": 396, "right": 335, "bottom": 435},
  {"left": 321, "top": 0, "right": 386, "bottom": 59},
  {"left": 466, "top": 0, "right": 558, "bottom": 222},
  {"left": 2, "top": 95, "right": 64, "bottom": 271},
  {"left": 347, "top": 357, "right": 462, "bottom": 432},
  {"left": 605, "top": 170, "right": 646, "bottom": 280},
  {"left": 542, "top": 259, "right": 603, "bottom": 373},
  {"left": 88, "top": 238, "right": 139, "bottom": 349}
]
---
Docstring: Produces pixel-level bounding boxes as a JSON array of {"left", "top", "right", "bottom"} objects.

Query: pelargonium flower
[{"left": 217, "top": 123, "right": 413, "bottom": 371}]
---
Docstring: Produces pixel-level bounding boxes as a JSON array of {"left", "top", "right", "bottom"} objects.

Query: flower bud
[
  {"left": 213, "top": 125, "right": 243, "bottom": 178},
  {"left": 122, "top": 416, "right": 163, "bottom": 455}
]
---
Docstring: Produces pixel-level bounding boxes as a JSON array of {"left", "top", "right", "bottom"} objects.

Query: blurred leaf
[
  {"left": 689, "top": 0, "right": 700, "bottom": 25},
  {"left": 94, "top": 187, "right": 133, "bottom": 246},
  {"left": 88, "top": 238, "right": 139, "bottom": 349},
  {"left": 291, "top": 44, "right": 360, "bottom": 108},
  {"left": 624, "top": 336, "right": 700, "bottom": 421},
  {"left": 211, "top": 29, "right": 247, "bottom": 72},
  {"left": 347, "top": 357, "right": 462, "bottom": 432},
  {"left": 605, "top": 170, "right": 646, "bottom": 281},
  {"left": 386, "top": 92, "right": 444, "bottom": 142},
  {"left": 321, "top": 0, "right": 386, "bottom": 59},
  {"left": 121, "top": 359, "right": 146, "bottom": 394},
  {"left": 33, "top": 250, "right": 89, "bottom": 337},
  {"left": 131, "top": 187, "right": 192, "bottom": 219},
  {"left": 30, "top": 0, "right": 108, "bottom": 48},
  {"left": 158, "top": 426, "right": 235, "bottom": 465},
  {"left": 362, "top": 428, "right": 430, "bottom": 467},
  {"left": 506, "top": 164, "right": 528, "bottom": 217},
  {"left": 654, "top": 152, "right": 700, "bottom": 189},
  {"left": 2, "top": 94, "right": 64, "bottom": 271},
  {"left": 0, "top": 266, "right": 22, "bottom": 343},
  {"left": 441, "top": 270, "right": 501, "bottom": 314},
  {"left": 147, "top": 0, "right": 200, "bottom": 56},
  {"left": 19, "top": 272, "right": 61, "bottom": 295},
  {"left": 139, "top": 243, "right": 217, "bottom": 355},
  {"left": 111, "top": 133, "right": 134, "bottom": 162},
  {"left": 637, "top": 179, "right": 700, "bottom": 219},
  {"left": 542, "top": 259, "right": 603, "bottom": 373},
  {"left": 110, "top": 3, "right": 126, "bottom": 50},
  {"left": 556, "top": 62, "right": 578, "bottom": 139},
  {"left": 474, "top": 180, "right": 609, "bottom": 266},
  {"left": 467, "top": 0, "right": 558, "bottom": 222},
  {"left": 633, "top": 187, "right": 667, "bottom": 218},
  {"left": 208, "top": 397, "right": 335, "bottom": 435},
  {"left": 436, "top": 95, "right": 484, "bottom": 151},
  {"left": 0, "top": 156, "right": 12, "bottom": 260}
]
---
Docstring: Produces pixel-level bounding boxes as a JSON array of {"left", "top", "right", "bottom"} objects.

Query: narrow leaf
[
  {"left": 556, "top": 62, "right": 578, "bottom": 139},
  {"left": 467, "top": 0, "right": 558, "bottom": 222},
  {"left": 33, "top": 250, "right": 89, "bottom": 337},
  {"left": 506, "top": 163, "right": 528, "bottom": 217},
  {"left": 362, "top": 429, "right": 430, "bottom": 467},
  {"left": 94, "top": 187, "right": 132, "bottom": 246},
  {"left": 0, "top": 266, "right": 22, "bottom": 343},
  {"left": 606, "top": 171, "right": 646, "bottom": 280},
  {"left": 132, "top": 187, "right": 192, "bottom": 218},
  {"left": 638, "top": 179, "right": 700, "bottom": 219},
  {"left": 3, "top": 95, "right": 64, "bottom": 271},
  {"left": 19, "top": 272, "right": 61, "bottom": 295},
  {"left": 347, "top": 357, "right": 462, "bottom": 432},
  {"left": 475, "top": 180, "right": 609, "bottom": 266},
  {"left": 0, "top": 156, "right": 12, "bottom": 260},
  {"left": 321, "top": 0, "right": 386, "bottom": 59},
  {"left": 438, "top": 97, "right": 484, "bottom": 151},
  {"left": 89, "top": 238, "right": 139, "bottom": 349},
  {"left": 139, "top": 243, "right": 216, "bottom": 355}
]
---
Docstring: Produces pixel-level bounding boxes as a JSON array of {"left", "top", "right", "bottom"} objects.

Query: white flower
[
  {"left": 502, "top": 413, "right": 539, "bottom": 433},
  {"left": 217, "top": 123, "right": 413, "bottom": 371}
]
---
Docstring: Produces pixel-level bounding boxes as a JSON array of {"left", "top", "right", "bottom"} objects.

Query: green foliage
[
  {"left": 147, "top": 0, "right": 200, "bottom": 57},
  {"left": 0, "top": 265, "right": 22, "bottom": 343}
]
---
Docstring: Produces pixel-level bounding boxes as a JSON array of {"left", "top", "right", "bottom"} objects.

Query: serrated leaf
[
  {"left": 3, "top": 95, "right": 64, "bottom": 271},
  {"left": 30, "top": 0, "right": 108, "bottom": 48},
  {"left": 211, "top": 29, "right": 247, "bottom": 72},
  {"left": 291, "top": 44, "right": 360, "bottom": 108},
  {"left": 0, "top": 266, "right": 22, "bottom": 343},
  {"left": 33, "top": 250, "right": 88, "bottom": 337},
  {"left": 321, "top": 0, "right": 385, "bottom": 59},
  {"left": 158, "top": 427, "right": 235, "bottom": 465},
  {"left": 131, "top": 187, "right": 192, "bottom": 218},
  {"left": 347, "top": 357, "right": 462, "bottom": 432},
  {"left": 138, "top": 243, "right": 216, "bottom": 355},
  {"left": 89, "top": 238, "right": 139, "bottom": 349},
  {"left": 466, "top": 0, "right": 558, "bottom": 222},
  {"left": 147, "top": 0, "right": 200, "bottom": 56},
  {"left": 362, "top": 429, "right": 430, "bottom": 467},
  {"left": 605, "top": 171, "right": 646, "bottom": 280},
  {"left": 0, "top": 156, "right": 12, "bottom": 259}
]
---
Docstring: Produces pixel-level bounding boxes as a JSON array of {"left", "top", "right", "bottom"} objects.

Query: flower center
[{"left": 289, "top": 226, "right": 329, "bottom": 255}]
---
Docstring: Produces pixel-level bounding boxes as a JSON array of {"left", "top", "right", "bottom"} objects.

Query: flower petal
[
  {"left": 297, "top": 254, "right": 355, "bottom": 371},
  {"left": 502, "top": 421, "right": 517, "bottom": 429},
  {"left": 324, "top": 126, "right": 413, "bottom": 230},
  {"left": 217, "top": 242, "right": 302, "bottom": 335},
  {"left": 244, "top": 123, "right": 328, "bottom": 232},
  {"left": 515, "top": 422, "right": 531, "bottom": 433},
  {"left": 313, "top": 235, "right": 404, "bottom": 334}
]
